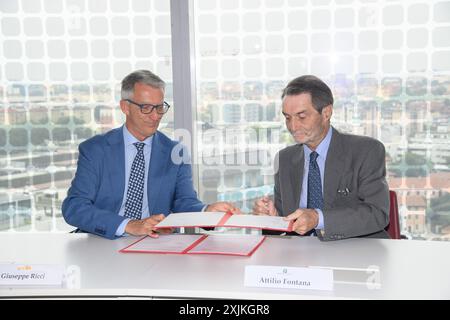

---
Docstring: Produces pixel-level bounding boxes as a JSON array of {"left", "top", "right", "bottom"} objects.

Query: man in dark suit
[
  {"left": 62, "top": 70, "right": 238, "bottom": 239},
  {"left": 253, "top": 75, "right": 389, "bottom": 241}
]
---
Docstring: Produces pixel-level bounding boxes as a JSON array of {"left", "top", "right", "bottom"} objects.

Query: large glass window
[
  {"left": 2, "top": 0, "right": 449, "bottom": 240},
  {"left": 0, "top": 0, "right": 173, "bottom": 232},
  {"left": 194, "top": 0, "right": 450, "bottom": 240}
]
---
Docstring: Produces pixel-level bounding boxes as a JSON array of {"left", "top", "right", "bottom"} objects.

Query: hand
[
  {"left": 283, "top": 209, "right": 319, "bottom": 235},
  {"left": 124, "top": 214, "right": 173, "bottom": 238},
  {"left": 205, "top": 202, "right": 241, "bottom": 214},
  {"left": 252, "top": 196, "right": 278, "bottom": 216}
]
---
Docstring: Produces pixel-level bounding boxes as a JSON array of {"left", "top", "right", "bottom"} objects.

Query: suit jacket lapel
[
  {"left": 147, "top": 132, "right": 169, "bottom": 214},
  {"left": 289, "top": 144, "right": 304, "bottom": 212},
  {"left": 324, "top": 127, "right": 346, "bottom": 207},
  {"left": 105, "top": 127, "right": 125, "bottom": 213}
]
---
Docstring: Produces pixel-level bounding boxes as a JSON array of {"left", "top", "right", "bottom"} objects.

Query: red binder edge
[
  {"left": 247, "top": 235, "right": 266, "bottom": 256},
  {"left": 120, "top": 234, "right": 206, "bottom": 255},
  {"left": 119, "top": 234, "right": 266, "bottom": 256},
  {"left": 119, "top": 235, "right": 149, "bottom": 253},
  {"left": 154, "top": 211, "right": 234, "bottom": 230},
  {"left": 181, "top": 234, "right": 208, "bottom": 254},
  {"left": 216, "top": 210, "right": 233, "bottom": 227},
  {"left": 188, "top": 235, "right": 267, "bottom": 257},
  {"left": 218, "top": 224, "right": 292, "bottom": 232},
  {"left": 154, "top": 211, "right": 292, "bottom": 232},
  {"left": 287, "top": 220, "right": 294, "bottom": 232},
  {"left": 219, "top": 216, "right": 293, "bottom": 232}
]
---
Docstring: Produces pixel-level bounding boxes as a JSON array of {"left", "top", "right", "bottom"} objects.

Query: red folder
[
  {"left": 120, "top": 234, "right": 266, "bottom": 257},
  {"left": 154, "top": 211, "right": 293, "bottom": 232}
]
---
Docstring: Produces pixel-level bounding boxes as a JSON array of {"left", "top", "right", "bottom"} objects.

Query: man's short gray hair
[
  {"left": 121, "top": 70, "right": 165, "bottom": 100},
  {"left": 281, "top": 75, "right": 333, "bottom": 114}
]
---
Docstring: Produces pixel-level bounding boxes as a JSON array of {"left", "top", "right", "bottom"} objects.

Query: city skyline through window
[
  {"left": 0, "top": 0, "right": 449, "bottom": 240},
  {"left": 194, "top": 0, "right": 450, "bottom": 240},
  {"left": 0, "top": 0, "right": 173, "bottom": 232}
]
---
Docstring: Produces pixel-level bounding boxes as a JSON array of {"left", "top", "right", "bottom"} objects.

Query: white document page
[
  {"left": 122, "top": 234, "right": 204, "bottom": 253},
  {"left": 224, "top": 214, "right": 291, "bottom": 231},
  {"left": 155, "top": 212, "right": 225, "bottom": 228},
  {"left": 189, "top": 234, "right": 266, "bottom": 256}
]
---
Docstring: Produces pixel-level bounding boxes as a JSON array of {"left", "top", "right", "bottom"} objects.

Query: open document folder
[
  {"left": 120, "top": 234, "right": 266, "bottom": 257},
  {"left": 154, "top": 211, "right": 293, "bottom": 232}
]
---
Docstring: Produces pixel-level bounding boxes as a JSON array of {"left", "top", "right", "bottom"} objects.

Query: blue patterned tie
[
  {"left": 124, "top": 142, "right": 145, "bottom": 220},
  {"left": 307, "top": 151, "right": 323, "bottom": 236},
  {"left": 307, "top": 151, "right": 323, "bottom": 210}
]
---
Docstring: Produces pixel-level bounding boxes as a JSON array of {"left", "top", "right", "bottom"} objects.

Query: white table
[{"left": 1, "top": 233, "right": 449, "bottom": 299}]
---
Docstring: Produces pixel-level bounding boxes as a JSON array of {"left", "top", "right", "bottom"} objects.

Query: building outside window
[
  {"left": 1, "top": 0, "right": 449, "bottom": 241},
  {"left": 193, "top": 0, "right": 450, "bottom": 240},
  {"left": 0, "top": 0, "right": 173, "bottom": 232}
]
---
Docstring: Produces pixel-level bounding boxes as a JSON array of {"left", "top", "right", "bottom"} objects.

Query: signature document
[
  {"left": 120, "top": 234, "right": 266, "bottom": 257},
  {"left": 155, "top": 212, "right": 292, "bottom": 232}
]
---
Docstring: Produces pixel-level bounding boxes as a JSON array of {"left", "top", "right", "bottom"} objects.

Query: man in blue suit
[{"left": 62, "top": 70, "right": 238, "bottom": 239}]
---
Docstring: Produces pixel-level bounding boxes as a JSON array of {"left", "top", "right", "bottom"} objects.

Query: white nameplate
[
  {"left": 0, "top": 264, "right": 64, "bottom": 287},
  {"left": 244, "top": 265, "right": 333, "bottom": 291}
]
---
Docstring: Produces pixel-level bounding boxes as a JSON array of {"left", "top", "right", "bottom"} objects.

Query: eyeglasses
[{"left": 125, "top": 99, "right": 171, "bottom": 115}]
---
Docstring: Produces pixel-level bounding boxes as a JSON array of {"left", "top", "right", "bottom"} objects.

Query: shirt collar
[
  {"left": 122, "top": 125, "right": 153, "bottom": 147},
  {"left": 303, "top": 126, "right": 333, "bottom": 160}
]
